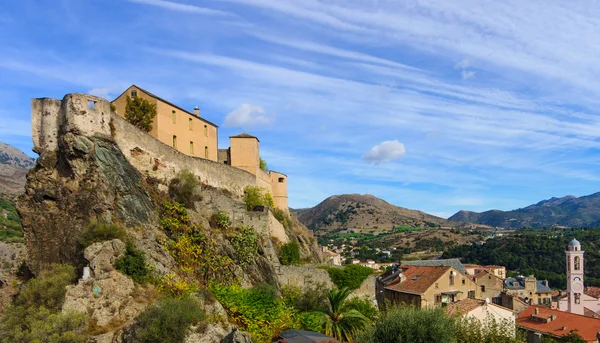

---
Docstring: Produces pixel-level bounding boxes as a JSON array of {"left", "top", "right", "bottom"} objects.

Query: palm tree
[{"left": 320, "top": 287, "right": 370, "bottom": 342}]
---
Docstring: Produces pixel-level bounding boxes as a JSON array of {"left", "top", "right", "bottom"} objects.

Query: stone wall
[
  {"left": 277, "top": 265, "right": 334, "bottom": 289},
  {"left": 111, "top": 114, "right": 257, "bottom": 198}
]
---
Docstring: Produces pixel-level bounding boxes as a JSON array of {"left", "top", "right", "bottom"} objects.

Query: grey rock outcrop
[
  {"left": 220, "top": 327, "right": 253, "bottom": 343},
  {"left": 63, "top": 239, "right": 148, "bottom": 328}
]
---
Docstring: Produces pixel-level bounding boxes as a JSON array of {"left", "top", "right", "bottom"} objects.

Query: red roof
[
  {"left": 446, "top": 298, "right": 486, "bottom": 316},
  {"left": 517, "top": 306, "right": 600, "bottom": 342},
  {"left": 385, "top": 266, "right": 451, "bottom": 295}
]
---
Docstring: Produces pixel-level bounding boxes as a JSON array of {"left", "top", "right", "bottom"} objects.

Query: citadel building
[{"left": 111, "top": 85, "right": 288, "bottom": 210}]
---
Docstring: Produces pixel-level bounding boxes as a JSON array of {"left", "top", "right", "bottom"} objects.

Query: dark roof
[
  {"left": 505, "top": 277, "right": 552, "bottom": 293},
  {"left": 229, "top": 132, "right": 259, "bottom": 141},
  {"left": 402, "top": 258, "right": 466, "bottom": 274},
  {"left": 278, "top": 330, "right": 340, "bottom": 343},
  {"left": 112, "top": 85, "right": 218, "bottom": 128},
  {"left": 385, "top": 266, "right": 451, "bottom": 295}
]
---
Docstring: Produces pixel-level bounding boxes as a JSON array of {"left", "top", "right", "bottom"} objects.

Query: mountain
[
  {"left": 0, "top": 142, "right": 35, "bottom": 196},
  {"left": 295, "top": 193, "right": 448, "bottom": 231},
  {"left": 449, "top": 193, "right": 600, "bottom": 228}
]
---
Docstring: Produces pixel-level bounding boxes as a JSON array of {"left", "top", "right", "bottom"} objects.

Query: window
[
  {"left": 449, "top": 272, "right": 454, "bottom": 286},
  {"left": 278, "top": 177, "right": 285, "bottom": 183},
  {"left": 435, "top": 283, "right": 439, "bottom": 289},
  {"left": 88, "top": 100, "right": 95, "bottom": 109},
  {"left": 205, "top": 146, "right": 208, "bottom": 158},
  {"left": 189, "top": 141, "right": 194, "bottom": 154},
  {"left": 172, "top": 110, "right": 176, "bottom": 124},
  {"left": 131, "top": 90, "right": 137, "bottom": 97},
  {"left": 575, "top": 293, "right": 581, "bottom": 304},
  {"left": 468, "top": 291, "right": 475, "bottom": 299},
  {"left": 172, "top": 135, "right": 177, "bottom": 148},
  {"left": 189, "top": 118, "right": 193, "bottom": 130},
  {"left": 480, "top": 285, "right": 486, "bottom": 292},
  {"left": 204, "top": 125, "right": 208, "bottom": 137},
  {"left": 575, "top": 256, "right": 581, "bottom": 271},
  {"left": 462, "top": 279, "right": 466, "bottom": 285},
  {"left": 434, "top": 295, "right": 441, "bottom": 304}
]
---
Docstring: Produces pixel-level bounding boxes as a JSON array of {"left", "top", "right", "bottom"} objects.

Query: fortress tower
[{"left": 566, "top": 238, "right": 584, "bottom": 315}]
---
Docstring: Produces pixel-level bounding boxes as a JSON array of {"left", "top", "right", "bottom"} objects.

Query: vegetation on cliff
[
  {"left": 0, "top": 264, "right": 88, "bottom": 343},
  {"left": 0, "top": 197, "right": 23, "bottom": 242},
  {"left": 322, "top": 264, "right": 373, "bottom": 290},
  {"left": 134, "top": 297, "right": 206, "bottom": 343},
  {"left": 243, "top": 186, "right": 275, "bottom": 211}
]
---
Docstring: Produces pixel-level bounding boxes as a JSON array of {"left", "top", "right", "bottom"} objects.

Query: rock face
[
  {"left": 0, "top": 141, "right": 35, "bottom": 196},
  {"left": 63, "top": 240, "right": 148, "bottom": 328},
  {"left": 17, "top": 95, "right": 156, "bottom": 275}
]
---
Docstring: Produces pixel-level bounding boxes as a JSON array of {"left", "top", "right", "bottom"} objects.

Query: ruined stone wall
[{"left": 277, "top": 265, "right": 334, "bottom": 289}]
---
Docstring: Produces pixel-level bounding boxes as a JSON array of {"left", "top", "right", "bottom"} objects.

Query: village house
[
  {"left": 517, "top": 306, "right": 600, "bottom": 343},
  {"left": 376, "top": 264, "right": 480, "bottom": 309},
  {"left": 111, "top": 85, "right": 289, "bottom": 210},
  {"left": 474, "top": 270, "right": 505, "bottom": 304},
  {"left": 446, "top": 298, "right": 516, "bottom": 336},
  {"left": 464, "top": 264, "right": 506, "bottom": 279},
  {"left": 504, "top": 275, "right": 552, "bottom": 306}
]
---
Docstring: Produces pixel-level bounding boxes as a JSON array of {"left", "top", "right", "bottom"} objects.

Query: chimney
[
  {"left": 534, "top": 308, "right": 540, "bottom": 315},
  {"left": 194, "top": 106, "right": 200, "bottom": 116}
]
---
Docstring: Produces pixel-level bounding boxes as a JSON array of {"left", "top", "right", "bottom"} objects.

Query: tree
[
  {"left": 259, "top": 158, "right": 268, "bottom": 172},
  {"left": 320, "top": 287, "right": 369, "bottom": 342},
  {"left": 561, "top": 330, "right": 587, "bottom": 343},
  {"left": 125, "top": 96, "right": 157, "bottom": 132}
]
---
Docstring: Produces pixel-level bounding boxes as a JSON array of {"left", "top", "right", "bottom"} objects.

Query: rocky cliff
[
  {"left": 0, "top": 141, "right": 35, "bottom": 196},
  {"left": 18, "top": 93, "right": 321, "bottom": 276}
]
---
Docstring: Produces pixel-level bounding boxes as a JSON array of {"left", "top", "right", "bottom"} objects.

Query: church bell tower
[{"left": 566, "top": 238, "right": 584, "bottom": 315}]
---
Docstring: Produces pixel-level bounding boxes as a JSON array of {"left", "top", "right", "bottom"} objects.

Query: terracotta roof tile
[
  {"left": 385, "top": 266, "right": 451, "bottom": 295},
  {"left": 517, "top": 306, "right": 600, "bottom": 342}
]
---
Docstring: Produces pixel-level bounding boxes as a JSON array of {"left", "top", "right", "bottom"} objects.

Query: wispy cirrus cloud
[{"left": 2, "top": 0, "right": 600, "bottom": 215}]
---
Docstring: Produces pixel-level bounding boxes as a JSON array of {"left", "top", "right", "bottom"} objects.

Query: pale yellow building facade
[
  {"left": 111, "top": 85, "right": 288, "bottom": 211},
  {"left": 112, "top": 85, "right": 219, "bottom": 161}
]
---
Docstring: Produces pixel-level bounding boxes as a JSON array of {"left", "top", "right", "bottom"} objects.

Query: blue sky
[{"left": 2, "top": 0, "right": 600, "bottom": 218}]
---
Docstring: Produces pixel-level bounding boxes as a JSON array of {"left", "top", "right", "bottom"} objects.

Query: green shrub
[
  {"left": 115, "top": 242, "right": 150, "bottom": 283},
  {"left": 325, "top": 264, "right": 373, "bottom": 290},
  {"left": 272, "top": 208, "right": 294, "bottom": 230},
  {"left": 0, "top": 197, "right": 23, "bottom": 242},
  {"left": 282, "top": 282, "right": 329, "bottom": 312},
  {"left": 210, "top": 210, "right": 231, "bottom": 229},
  {"left": 125, "top": 95, "right": 157, "bottom": 132},
  {"left": 229, "top": 225, "right": 259, "bottom": 267},
  {"left": 280, "top": 241, "right": 301, "bottom": 265},
  {"left": 357, "top": 306, "right": 455, "bottom": 343},
  {"left": 79, "top": 222, "right": 126, "bottom": 247},
  {"left": 0, "top": 264, "right": 88, "bottom": 343},
  {"left": 211, "top": 283, "right": 299, "bottom": 343},
  {"left": 345, "top": 296, "right": 379, "bottom": 320},
  {"left": 160, "top": 201, "right": 192, "bottom": 237},
  {"left": 243, "top": 186, "right": 274, "bottom": 211},
  {"left": 135, "top": 297, "right": 205, "bottom": 343},
  {"left": 455, "top": 316, "right": 525, "bottom": 343},
  {"left": 16, "top": 264, "right": 77, "bottom": 311},
  {"left": 169, "top": 170, "right": 201, "bottom": 208},
  {"left": 259, "top": 158, "right": 268, "bottom": 172}
]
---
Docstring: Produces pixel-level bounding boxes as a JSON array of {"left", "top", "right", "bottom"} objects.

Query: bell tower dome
[{"left": 566, "top": 238, "right": 584, "bottom": 315}]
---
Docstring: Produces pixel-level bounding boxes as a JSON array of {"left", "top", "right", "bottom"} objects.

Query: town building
[
  {"left": 111, "top": 85, "right": 288, "bottom": 210},
  {"left": 474, "top": 270, "right": 505, "bottom": 304},
  {"left": 517, "top": 306, "right": 600, "bottom": 343},
  {"left": 447, "top": 298, "right": 516, "bottom": 336},
  {"left": 376, "top": 264, "right": 480, "bottom": 309},
  {"left": 464, "top": 264, "right": 506, "bottom": 279},
  {"left": 112, "top": 85, "right": 218, "bottom": 161},
  {"left": 504, "top": 275, "right": 552, "bottom": 306},
  {"left": 557, "top": 239, "right": 600, "bottom": 317},
  {"left": 321, "top": 247, "right": 342, "bottom": 266}
]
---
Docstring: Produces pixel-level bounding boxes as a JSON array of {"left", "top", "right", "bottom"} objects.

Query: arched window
[{"left": 575, "top": 256, "right": 581, "bottom": 271}]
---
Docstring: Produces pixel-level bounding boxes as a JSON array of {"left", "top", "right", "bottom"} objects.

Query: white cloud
[
  {"left": 363, "top": 140, "right": 406, "bottom": 165},
  {"left": 461, "top": 70, "right": 476, "bottom": 80},
  {"left": 88, "top": 88, "right": 113, "bottom": 99},
  {"left": 128, "top": 0, "right": 232, "bottom": 16},
  {"left": 223, "top": 104, "right": 271, "bottom": 127},
  {"left": 455, "top": 59, "right": 471, "bottom": 70}
]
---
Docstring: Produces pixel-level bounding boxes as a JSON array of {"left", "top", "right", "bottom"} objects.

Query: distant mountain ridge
[
  {"left": 295, "top": 193, "right": 448, "bottom": 231},
  {"left": 449, "top": 193, "right": 600, "bottom": 228},
  {"left": 0, "top": 142, "right": 35, "bottom": 196}
]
